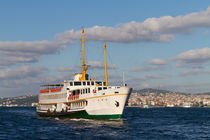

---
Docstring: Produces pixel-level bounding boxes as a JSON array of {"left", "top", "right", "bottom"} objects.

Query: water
[{"left": 0, "top": 107, "right": 209, "bottom": 140}]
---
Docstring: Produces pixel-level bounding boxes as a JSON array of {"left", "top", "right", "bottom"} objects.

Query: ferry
[{"left": 36, "top": 28, "right": 132, "bottom": 119}]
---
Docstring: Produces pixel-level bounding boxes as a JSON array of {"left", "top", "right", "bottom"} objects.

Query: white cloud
[
  {"left": 175, "top": 48, "right": 210, "bottom": 68},
  {"left": 57, "top": 67, "right": 75, "bottom": 72},
  {"left": 56, "top": 7, "right": 210, "bottom": 43},
  {"left": 0, "top": 41, "right": 66, "bottom": 58},
  {"left": 1, "top": 7, "right": 210, "bottom": 69},
  {"left": 0, "top": 56, "right": 40, "bottom": 68},
  {"left": 130, "top": 66, "right": 161, "bottom": 72},
  {"left": 180, "top": 69, "right": 210, "bottom": 76},
  {"left": 0, "top": 41, "right": 66, "bottom": 68},
  {"left": 55, "top": 24, "right": 174, "bottom": 43},
  {"left": 130, "top": 59, "right": 168, "bottom": 72},
  {"left": 145, "top": 74, "right": 170, "bottom": 79},
  {"left": 0, "top": 66, "right": 48, "bottom": 80},
  {"left": 148, "top": 59, "right": 169, "bottom": 65},
  {"left": 87, "top": 61, "right": 117, "bottom": 69}
]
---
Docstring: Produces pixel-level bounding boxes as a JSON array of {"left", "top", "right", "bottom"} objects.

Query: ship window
[
  {"left": 87, "top": 81, "right": 90, "bottom": 85},
  {"left": 115, "top": 91, "right": 119, "bottom": 94},
  {"left": 83, "top": 82, "right": 86, "bottom": 86},
  {"left": 98, "top": 87, "right": 102, "bottom": 91},
  {"left": 86, "top": 89, "right": 88, "bottom": 93},
  {"left": 76, "top": 90, "right": 80, "bottom": 94},
  {"left": 74, "top": 82, "right": 81, "bottom": 86},
  {"left": 96, "top": 81, "right": 102, "bottom": 86},
  {"left": 73, "top": 90, "right": 76, "bottom": 96},
  {"left": 103, "top": 82, "right": 106, "bottom": 86},
  {"left": 67, "top": 88, "right": 70, "bottom": 90},
  {"left": 91, "top": 81, "right": 94, "bottom": 86},
  {"left": 88, "top": 88, "right": 90, "bottom": 93},
  {"left": 70, "top": 82, "right": 73, "bottom": 86},
  {"left": 83, "top": 89, "right": 85, "bottom": 94},
  {"left": 103, "top": 87, "right": 107, "bottom": 90}
]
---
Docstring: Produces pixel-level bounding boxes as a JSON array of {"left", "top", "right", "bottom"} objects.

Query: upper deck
[{"left": 39, "top": 80, "right": 123, "bottom": 94}]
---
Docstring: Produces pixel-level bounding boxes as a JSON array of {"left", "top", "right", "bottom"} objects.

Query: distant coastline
[
  {"left": 1, "top": 88, "right": 210, "bottom": 108},
  {"left": 128, "top": 88, "right": 210, "bottom": 108}
]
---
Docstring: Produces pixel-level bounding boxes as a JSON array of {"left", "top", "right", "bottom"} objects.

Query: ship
[{"left": 36, "top": 28, "right": 132, "bottom": 119}]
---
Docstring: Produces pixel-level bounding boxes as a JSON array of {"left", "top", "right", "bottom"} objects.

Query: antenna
[{"left": 122, "top": 72, "right": 126, "bottom": 86}]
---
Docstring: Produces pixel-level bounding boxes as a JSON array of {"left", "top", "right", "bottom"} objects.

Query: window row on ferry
[
  {"left": 71, "top": 88, "right": 91, "bottom": 95},
  {"left": 69, "top": 81, "right": 106, "bottom": 86}
]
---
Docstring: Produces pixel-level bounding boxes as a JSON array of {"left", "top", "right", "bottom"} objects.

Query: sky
[{"left": 1, "top": 0, "right": 210, "bottom": 97}]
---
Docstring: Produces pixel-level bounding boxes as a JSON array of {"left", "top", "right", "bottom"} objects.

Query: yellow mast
[
  {"left": 104, "top": 41, "right": 108, "bottom": 86},
  {"left": 81, "top": 28, "right": 87, "bottom": 80}
]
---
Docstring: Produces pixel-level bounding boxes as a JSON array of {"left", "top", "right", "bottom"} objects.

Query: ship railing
[{"left": 40, "top": 88, "right": 62, "bottom": 93}]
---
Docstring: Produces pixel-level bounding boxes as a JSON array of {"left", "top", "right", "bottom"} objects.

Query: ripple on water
[{"left": 0, "top": 107, "right": 210, "bottom": 140}]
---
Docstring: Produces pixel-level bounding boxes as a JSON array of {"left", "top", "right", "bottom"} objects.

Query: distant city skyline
[{"left": 1, "top": 0, "right": 210, "bottom": 97}]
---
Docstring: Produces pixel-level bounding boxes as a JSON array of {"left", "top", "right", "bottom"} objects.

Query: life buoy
[{"left": 93, "top": 89, "right": 96, "bottom": 93}]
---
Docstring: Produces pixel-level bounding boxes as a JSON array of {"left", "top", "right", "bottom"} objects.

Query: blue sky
[{"left": 1, "top": 0, "right": 210, "bottom": 97}]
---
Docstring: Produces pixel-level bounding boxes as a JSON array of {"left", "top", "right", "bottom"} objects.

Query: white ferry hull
[{"left": 37, "top": 87, "right": 132, "bottom": 119}]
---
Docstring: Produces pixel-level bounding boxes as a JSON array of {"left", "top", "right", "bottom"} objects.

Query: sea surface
[{"left": 0, "top": 107, "right": 209, "bottom": 140}]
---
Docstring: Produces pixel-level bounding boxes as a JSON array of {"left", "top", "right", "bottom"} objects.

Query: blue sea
[{"left": 0, "top": 107, "right": 209, "bottom": 140}]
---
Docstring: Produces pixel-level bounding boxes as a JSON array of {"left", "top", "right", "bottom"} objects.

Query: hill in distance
[
  {"left": 0, "top": 95, "right": 38, "bottom": 106},
  {"left": 133, "top": 88, "right": 188, "bottom": 95},
  {"left": 133, "top": 88, "right": 210, "bottom": 95}
]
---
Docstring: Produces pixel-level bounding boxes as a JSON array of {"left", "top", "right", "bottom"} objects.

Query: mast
[
  {"left": 81, "top": 28, "right": 87, "bottom": 80},
  {"left": 104, "top": 41, "right": 108, "bottom": 86}
]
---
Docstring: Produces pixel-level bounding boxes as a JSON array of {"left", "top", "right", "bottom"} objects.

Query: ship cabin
[
  {"left": 39, "top": 72, "right": 124, "bottom": 101},
  {"left": 40, "top": 79, "right": 121, "bottom": 95},
  {"left": 38, "top": 78, "right": 124, "bottom": 112}
]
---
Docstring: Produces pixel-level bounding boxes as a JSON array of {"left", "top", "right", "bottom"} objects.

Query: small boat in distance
[{"left": 36, "top": 28, "right": 132, "bottom": 119}]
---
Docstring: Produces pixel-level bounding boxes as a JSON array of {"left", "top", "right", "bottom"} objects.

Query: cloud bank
[
  {"left": 175, "top": 48, "right": 210, "bottom": 68},
  {"left": 2, "top": 7, "right": 210, "bottom": 96},
  {"left": 0, "top": 66, "right": 48, "bottom": 80},
  {"left": 148, "top": 59, "right": 169, "bottom": 65},
  {"left": 87, "top": 61, "right": 117, "bottom": 69},
  {"left": 145, "top": 74, "right": 170, "bottom": 79},
  {"left": 180, "top": 69, "right": 210, "bottom": 76},
  {"left": 130, "top": 66, "right": 161, "bottom": 72},
  {"left": 56, "top": 7, "right": 210, "bottom": 43},
  {"left": 57, "top": 67, "right": 75, "bottom": 72},
  {"left": 1, "top": 7, "right": 210, "bottom": 68},
  {"left": 0, "top": 41, "right": 66, "bottom": 68}
]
